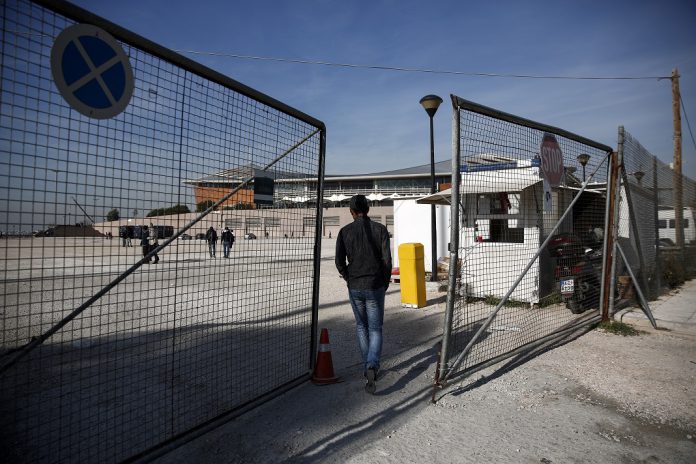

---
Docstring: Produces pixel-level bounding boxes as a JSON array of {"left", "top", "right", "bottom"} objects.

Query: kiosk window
[{"left": 489, "top": 219, "right": 524, "bottom": 243}]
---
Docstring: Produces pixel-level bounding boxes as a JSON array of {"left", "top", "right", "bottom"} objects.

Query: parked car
[
  {"left": 244, "top": 233, "right": 257, "bottom": 240},
  {"left": 195, "top": 233, "right": 206, "bottom": 240},
  {"left": 180, "top": 233, "right": 192, "bottom": 240}
]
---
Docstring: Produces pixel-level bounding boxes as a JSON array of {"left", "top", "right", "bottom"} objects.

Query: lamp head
[
  {"left": 420, "top": 95, "right": 443, "bottom": 118},
  {"left": 577, "top": 153, "right": 591, "bottom": 167}
]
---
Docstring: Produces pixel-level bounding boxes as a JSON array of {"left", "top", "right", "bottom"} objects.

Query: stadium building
[{"left": 182, "top": 160, "right": 454, "bottom": 237}]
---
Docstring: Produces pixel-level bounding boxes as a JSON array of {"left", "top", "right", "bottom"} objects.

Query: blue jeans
[
  {"left": 223, "top": 241, "right": 231, "bottom": 258},
  {"left": 348, "top": 287, "right": 385, "bottom": 373},
  {"left": 208, "top": 242, "right": 216, "bottom": 257}
]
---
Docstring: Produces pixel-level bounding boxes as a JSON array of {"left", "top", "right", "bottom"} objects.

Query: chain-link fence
[
  {"left": 615, "top": 127, "right": 696, "bottom": 302},
  {"left": 0, "top": 1, "right": 325, "bottom": 462},
  {"left": 435, "top": 96, "right": 614, "bottom": 387}
]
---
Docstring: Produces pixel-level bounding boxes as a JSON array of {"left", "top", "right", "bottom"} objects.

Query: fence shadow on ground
[{"left": 442, "top": 321, "right": 596, "bottom": 399}]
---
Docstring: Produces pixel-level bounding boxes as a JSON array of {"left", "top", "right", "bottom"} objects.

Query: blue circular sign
[{"left": 51, "top": 24, "right": 134, "bottom": 119}]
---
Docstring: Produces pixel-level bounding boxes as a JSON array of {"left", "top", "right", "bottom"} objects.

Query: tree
[
  {"left": 106, "top": 208, "right": 120, "bottom": 222},
  {"left": 147, "top": 204, "right": 191, "bottom": 217}
]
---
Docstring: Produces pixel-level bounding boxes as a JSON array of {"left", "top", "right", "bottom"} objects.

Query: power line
[
  {"left": 680, "top": 94, "right": 696, "bottom": 153},
  {"left": 5, "top": 30, "right": 673, "bottom": 80},
  {"left": 174, "top": 49, "right": 671, "bottom": 81},
  {"left": 6, "top": 29, "right": 675, "bottom": 81}
]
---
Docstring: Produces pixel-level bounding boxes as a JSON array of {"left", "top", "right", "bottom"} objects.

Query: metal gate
[
  {"left": 435, "top": 96, "right": 614, "bottom": 388},
  {"left": 0, "top": 1, "right": 325, "bottom": 462}
]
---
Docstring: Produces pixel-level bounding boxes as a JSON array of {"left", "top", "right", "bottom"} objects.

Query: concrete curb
[{"left": 614, "top": 305, "right": 696, "bottom": 333}]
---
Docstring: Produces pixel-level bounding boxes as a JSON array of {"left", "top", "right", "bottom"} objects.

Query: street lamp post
[
  {"left": 577, "top": 154, "right": 591, "bottom": 183},
  {"left": 420, "top": 94, "right": 443, "bottom": 282}
]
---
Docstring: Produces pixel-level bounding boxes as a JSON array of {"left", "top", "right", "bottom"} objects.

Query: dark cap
[{"left": 349, "top": 194, "right": 369, "bottom": 214}]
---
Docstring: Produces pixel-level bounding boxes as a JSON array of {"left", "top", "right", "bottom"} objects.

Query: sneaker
[{"left": 365, "top": 368, "right": 377, "bottom": 394}]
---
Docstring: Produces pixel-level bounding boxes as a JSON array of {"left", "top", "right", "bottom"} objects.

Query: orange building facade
[{"left": 193, "top": 186, "right": 257, "bottom": 209}]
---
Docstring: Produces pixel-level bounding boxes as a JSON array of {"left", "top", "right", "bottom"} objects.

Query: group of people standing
[
  {"left": 206, "top": 226, "right": 235, "bottom": 258},
  {"left": 132, "top": 224, "right": 236, "bottom": 264}
]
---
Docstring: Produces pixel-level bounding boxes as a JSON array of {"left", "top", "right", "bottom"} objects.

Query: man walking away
[
  {"left": 206, "top": 226, "right": 218, "bottom": 258},
  {"left": 335, "top": 194, "right": 392, "bottom": 394},
  {"left": 221, "top": 227, "right": 235, "bottom": 258}
]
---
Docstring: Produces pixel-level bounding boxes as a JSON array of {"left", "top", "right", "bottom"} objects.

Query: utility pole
[{"left": 672, "top": 68, "right": 684, "bottom": 250}]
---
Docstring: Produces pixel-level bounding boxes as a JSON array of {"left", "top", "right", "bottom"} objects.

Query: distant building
[
  {"left": 180, "top": 160, "right": 453, "bottom": 238},
  {"left": 183, "top": 161, "right": 454, "bottom": 209}
]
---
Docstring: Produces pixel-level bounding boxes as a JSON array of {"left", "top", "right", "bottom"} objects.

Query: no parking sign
[{"left": 51, "top": 24, "right": 134, "bottom": 119}]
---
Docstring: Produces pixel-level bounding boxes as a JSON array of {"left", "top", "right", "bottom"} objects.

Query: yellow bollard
[{"left": 398, "top": 243, "right": 426, "bottom": 308}]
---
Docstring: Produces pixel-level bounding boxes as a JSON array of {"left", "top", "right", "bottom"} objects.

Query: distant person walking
[
  {"left": 140, "top": 226, "right": 152, "bottom": 263},
  {"left": 335, "top": 194, "right": 392, "bottom": 394},
  {"left": 119, "top": 226, "right": 131, "bottom": 247},
  {"left": 206, "top": 226, "right": 218, "bottom": 258},
  {"left": 140, "top": 225, "right": 159, "bottom": 264},
  {"left": 221, "top": 227, "right": 235, "bottom": 258},
  {"left": 149, "top": 223, "right": 160, "bottom": 264},
  {"left": 140, "top": 226, "right": 149, "bottom": 260}
]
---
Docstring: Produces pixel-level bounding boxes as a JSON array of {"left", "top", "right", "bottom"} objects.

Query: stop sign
[{"left": 540, "top": 133, "right": 564, "bottom": 187}]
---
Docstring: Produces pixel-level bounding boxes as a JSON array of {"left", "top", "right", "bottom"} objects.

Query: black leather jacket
[{"left": 335, "top": 216, "right": 392, "bottom": 290}]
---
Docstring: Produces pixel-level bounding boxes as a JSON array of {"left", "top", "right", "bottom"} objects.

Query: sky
[{"left": 68, "top": 0, "right": 696, "bottom": 179}]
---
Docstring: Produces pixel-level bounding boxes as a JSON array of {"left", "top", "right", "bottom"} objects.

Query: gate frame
[
  {"left": 436, "top": 95, "right": 614, "bottom": 388},
  {"left": 4, "top": 1, "right": 327, "bottom": 461},
  {"left": 606, "top": 131, "right": 656, "bottom": 328}
]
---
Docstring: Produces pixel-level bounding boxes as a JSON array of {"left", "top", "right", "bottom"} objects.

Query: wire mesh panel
[
  {"left": 617, "top": 129, "right": 659, "bottom": 298},
  {"left": 0, "top": 1, "right": 325, "bottom": 462},
  {"left": 618, "top": 128, "right": 696, "bottom": 299},
  {"left": 437, "top": 96, "right": 612, "bottom": 385}
]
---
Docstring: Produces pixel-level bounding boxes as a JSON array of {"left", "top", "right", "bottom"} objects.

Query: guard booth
[{"left": 412, "top": 155, "right": 606, "bottom": 304}]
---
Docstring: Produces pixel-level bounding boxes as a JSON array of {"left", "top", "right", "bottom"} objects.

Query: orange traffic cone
[{"left": 312, "top": 328, "right": 341, "bottom": 385}]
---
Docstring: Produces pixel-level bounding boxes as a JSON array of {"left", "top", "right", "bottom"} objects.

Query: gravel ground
[
  {"left": 2, "top": 237, "right": 693, "bottom": 463},
  {"left": 156, "top": 240, "right": 696, "bottom": 464}
]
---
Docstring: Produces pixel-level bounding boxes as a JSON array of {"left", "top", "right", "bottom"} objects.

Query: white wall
[
  {"left": 392, "top": 199, "right": 450, "bottom": 272},
  {"left": 458, "top": 232, "right": 541, "bottom": 303}
]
